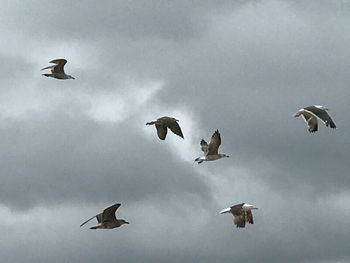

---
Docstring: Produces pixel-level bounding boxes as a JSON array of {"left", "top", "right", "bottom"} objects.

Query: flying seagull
[
  {"left": 294, "top": 105, "right": 336, "bottom": 133},
  {"left": 41, "top": 59, "right": 75, "bottom": 80},
  {"left": 220, "top": 203, "right": 258, "bottom": 228},
  {"left": 80, "top": 203, "right": 129, "bottom": 230},
  {"left": 146, "top": 116, "right": 184, "bottom": 140},
  {"left": 194, "top": 130, "right": 229, "bottom": 164}
]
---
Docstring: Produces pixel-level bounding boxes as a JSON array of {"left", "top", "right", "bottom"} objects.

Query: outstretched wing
[
  {"left": 230, "top": 204, "right": 246, "bottom": 227},
  {"left": 168, "top": 121, "right": 184, "bottom": 139},
  {"left": 233, "top": 214, "right": 246, "bottom": 228},
  {"left": 40, "top": 65, "right": 54, "bottom": 71},
  {"left": 155, "top": 124, "right": 168, "bottom": 140},
  {"left": 300, "top": 111, "right": 318, "bottom": 133},
  {"left": 80, "top": 212, "right": 103, "bottom": 227},
  {"left": 305, "top": 106, "right": 336, "bottom": 129},
  {"left": 246, "top": 210, "right": 254, "bottom": 224},
  {"left": 102, "top": 203, "right": 121, "bottom": 222},
  {"left": 49, "top": 59, "right": 67, "bottom": 74},
  {"left": 208, "top": 130, "right": 221, "bottom": 155},
  {"left": 80, "top": 215, "right": 97, "bottom": 227},
  {"left": 200, "top": 139, "right": 208, "bottom": 154}
]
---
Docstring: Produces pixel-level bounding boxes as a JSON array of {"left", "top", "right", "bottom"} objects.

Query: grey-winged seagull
[
  {"left": 220, "top": 203, "right": 258, "bottom": 228},
  {"left": 294, "top": 105, "right": 336, "bottom": 133},
  {"left": 80, "top": 203, "right": 129, "bottom": 230},
  {"left": 41, "top": 59, "right": 75, "bottom": 80},
  {"left": 146, "top": 116, "right": 184, "bottom": 140},
  {"left": 194, "top": 130, "right": 229, "bottom": 164}
]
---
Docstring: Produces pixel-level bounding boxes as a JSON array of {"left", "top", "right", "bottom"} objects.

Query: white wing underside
[{"left": 219, "top": 207, "right": 231, "bottom": 214}]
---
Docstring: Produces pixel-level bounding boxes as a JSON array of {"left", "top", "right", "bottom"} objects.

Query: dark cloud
[
  {"left": 3, "top": 0, "right": 250, "bottom": 41},
  {"left": 0, "top": 0, "right": 350, "bottom": 262},
  {"left": 0, "top": 112, "right": 210, "bottom": 210}
]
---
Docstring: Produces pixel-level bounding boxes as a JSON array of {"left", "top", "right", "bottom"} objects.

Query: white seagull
[
  {"left": 220, "top": 203, "right": 258, "bottom": 228},
  {"left": 294, "top": 105, "right": 336, "bottom": 133},
  {"left": 146, "top": 116, "right": 184, "bottom": 140},
  {"left": 41, "top": 59, "right": 75, "bottom": 80},
  {"left": 194, "top": 130, "right": 229, "bottom": 164},
  {"left": 80, "top": 203, "right": 129, "bottom": 230}
]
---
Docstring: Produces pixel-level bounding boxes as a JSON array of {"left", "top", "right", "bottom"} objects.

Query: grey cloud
[
  {"left": 0, "top": 0, "right": 350, "bottom": 262},
  {"left": 0, "top": 112, "right": 210, "bottom": 210},
  {"left": 3, "top": 0, "right": 250, "bottom": 41}
]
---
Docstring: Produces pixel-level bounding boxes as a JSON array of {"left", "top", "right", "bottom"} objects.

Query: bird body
[
  {"left": 220, "top": 203, "right": 258, "bottom": 228},
  {"left": 80, "top": 203, "right": 129, "bottom": 230},
  {"left": 195, "top": 130, "right": 229, "bottom": 164},
  {"left": 146, "top": 116, "right": 184, "bottom": 140},
  {"left": 294, "top": 105, "right": 336, "bottom": 133},
  {"left": 41, "top": 59, "right": 75, "bottom": 80}
]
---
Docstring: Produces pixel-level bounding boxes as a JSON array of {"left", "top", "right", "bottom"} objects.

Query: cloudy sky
[{"left": 0, "top": 1, "right": 350, "bottom": 262}]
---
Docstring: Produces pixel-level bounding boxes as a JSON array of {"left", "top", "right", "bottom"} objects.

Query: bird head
[{"left": 220, "top": 154, "right": 229, "bottom": 158}]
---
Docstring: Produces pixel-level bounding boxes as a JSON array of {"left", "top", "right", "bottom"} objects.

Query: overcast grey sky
[{"left": 0, "top": 1, "right": 350, "bottom": 262}]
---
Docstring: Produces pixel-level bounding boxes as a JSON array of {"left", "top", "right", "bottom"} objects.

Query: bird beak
[{"left": 125, "top": 221, "right": 130, "bottom": 224}]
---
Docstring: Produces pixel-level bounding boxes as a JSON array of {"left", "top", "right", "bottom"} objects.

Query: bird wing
[
  {"left": 40, "top": 65, "right": 54, "bottom": 71},
  {"left": 79, "top": 212, "right": 103, "bottom": 227},
  {"left": 305, "top": 106, "right": 336, "bottom": 129},
  {"left": 49, "top": 59, "right": 67, "bottom": 74},
  {"left": 300, "top": 110, "right": 318, "bottom": 133},
  {"left": 200, "top": 139, "right": 208, "bottom": 154},
  {"left": 96, "top": 213, "right": 102, "bottom": 223},
  {"left": 208, "top": 130, "right": 221, "bottom": 155},
  {"left": 155, "top": 124, "right": 168, "bottom": 140},
  {"left": 102, "top": 203, "right": 120, "bottom": 221},
  {"left": 230, "top": 204, "right": 244, "bottom": 215},
  {"left": 233, "top": 214, "right": 246, "bottom": 228},
  {"left": 246, "top": 210, "right": 254, "bottom": 224},
  {"left": 80, "top": 215, "right": 97, "bottom": 227},
  {"left": 168, "top": 121, "right": 184, "bottom": 139}
]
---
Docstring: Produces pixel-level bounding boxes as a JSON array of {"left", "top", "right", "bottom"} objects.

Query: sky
[{"left": 0, "top": 1, "right": 350, "bottom": 262}]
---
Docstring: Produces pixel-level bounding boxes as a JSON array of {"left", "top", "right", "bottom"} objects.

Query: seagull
[
  {"left": 146, "top": 116, "right": 184, "bottom": 140},
  {"left": 194, "top": 130, "right": 229, "bottom": 164},
  {"left": 41, "top": 59, "right": 75, "bottom": 80},
  {"left": 220, "top": 203, "right": 258, "bottom": 228},
  {"left": 80, "top": 203, "right": 129, "bottom": 230},
  {"left": 294, "top": 105, "right": 336, "bottom": 133}
]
